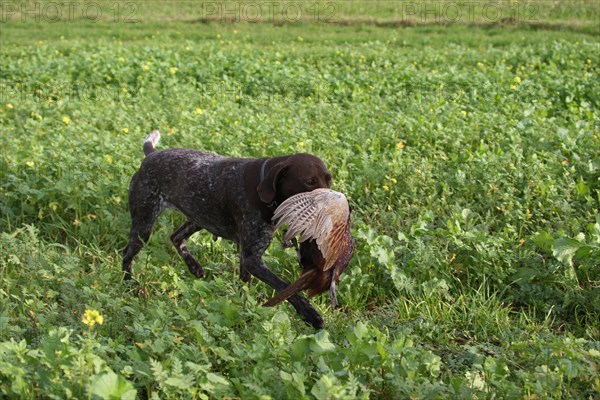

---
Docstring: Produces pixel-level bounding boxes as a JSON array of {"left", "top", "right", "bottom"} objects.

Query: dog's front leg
[{"left": 241, "top": 253, "right": 324, "bottom": 329}]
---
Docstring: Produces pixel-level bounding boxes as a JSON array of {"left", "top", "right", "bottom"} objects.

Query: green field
[{"left": 1, "top": 1, "right": 599, "bottom": 398}]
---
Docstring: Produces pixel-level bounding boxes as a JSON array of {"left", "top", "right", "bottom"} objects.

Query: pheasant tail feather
[{"left": 263, "top": 269, "right": 318, "bottom": 307}]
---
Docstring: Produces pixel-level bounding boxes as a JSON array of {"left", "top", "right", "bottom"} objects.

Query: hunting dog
[{"left": 122, "top": 131, "right": 332, "bottom": 328}]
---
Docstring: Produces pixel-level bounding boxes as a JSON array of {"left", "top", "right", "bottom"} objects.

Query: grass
[
  {"left": 3, "top": 1, "right": 599, "bottom": 33},
  {"left": 1, "top": 2, "right": 600, "bottom": 398}
]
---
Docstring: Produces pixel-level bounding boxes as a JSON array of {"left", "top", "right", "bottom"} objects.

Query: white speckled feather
[{"left": 273, "top": 188, "right": 351, "bottom": 271}]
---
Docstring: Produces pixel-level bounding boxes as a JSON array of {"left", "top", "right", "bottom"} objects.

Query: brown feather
[
  {"left": 264, "top": 269, "right": 319, "bottom": 307},
  {"left": 269, "top": 189, "right": 355, "bottom": 309},
  {"left": 273, "top": 189, "right": 350, "bottom": 271}
]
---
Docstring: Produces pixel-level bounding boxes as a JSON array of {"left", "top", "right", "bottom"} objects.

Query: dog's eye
[{"left": 305, "top": 178, "right": 317, "bottom": 186}]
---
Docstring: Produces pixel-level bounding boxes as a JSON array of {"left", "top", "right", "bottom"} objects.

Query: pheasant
[{"left": 265, "top": 189, "right": 355, "bottom": 309}]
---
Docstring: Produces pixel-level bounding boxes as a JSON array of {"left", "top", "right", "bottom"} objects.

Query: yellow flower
[
  {"left": 461, "top": 110, "right": 467, "bottom": 116},
  {"left": 82, "top": 309, "right": 104, "bottom": 327},
  {"left": 383, "top": 185, "right": 390, "bottom": 191},
  {"left": 510, "top": 85, "right": 517, "bottom": 90},
  {"left": 195, "top": 108, "right": 204, "bottom": 115},
  {"left": 62, "top": 116, "right": 70, "bottom": 124},
  {"left": 25, "top": 161, "right": 35, "bottom": 167},
  {"left": 298, "top": 141, "right": 305, "bottom": 148},
  {"left": 275, "top": 60, "right": 280, "bottom": 65},
  {"left": 169, "top": 67, "right": 178, "bottom": 75},
  {"left": 104, "top": 154, "right": 113, "bottom": 164},
  {"left": 6, "top": 103, "right": 13, "bottom": 109},
  {"left": 118, "top": 57, "right": 125, "bottom": 62},
  {"left": 122, "top": 127, "right": 129, "bottom": 134},
  {"left": 514, "top": 76, "right": 522, "bottom": 83},
  {"left": 396, "top": 140, "right": 405, "bottom": 150},
  {"left": 142, "top": 64, "right": 150, "bottom": 71}
]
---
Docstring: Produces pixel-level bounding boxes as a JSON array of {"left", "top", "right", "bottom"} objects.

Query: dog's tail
[{"left": 143, "top": 130, "right": 161, "bottom": 156}]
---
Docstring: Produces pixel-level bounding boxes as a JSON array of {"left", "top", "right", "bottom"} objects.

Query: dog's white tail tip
[{"left": 143, "top": 130, "right": 161, "bottom": 156}]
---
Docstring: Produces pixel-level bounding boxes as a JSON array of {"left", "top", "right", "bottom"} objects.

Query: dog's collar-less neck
[{"left": 259, "top": 159, "right": 278, "bottom": 212}]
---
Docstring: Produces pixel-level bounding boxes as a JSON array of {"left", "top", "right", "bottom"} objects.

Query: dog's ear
[{"left": 257, "top": 161, "right": 289, "bottom": 203}]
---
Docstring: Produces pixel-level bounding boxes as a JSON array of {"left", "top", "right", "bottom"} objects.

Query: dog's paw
[
  {"left": 240, "top": 269, "right": 252, "bottom": 282},
  {"left": 303, "top": 309, "right": 325, "bottom": 329},
  {"left": 122, "top": 277, "right": 148, "bottom": 298},
  {"left": 288, "top": 295, "right": 325, "bottom": 329},
  {"left": 191, "top": 268, "right": 205, "bottom": 278},
  {"left": 187, "top": 264, "right": 205, "bottom": 278},
  {"left": 122, "top": 269, "right": 134, "bottom": 282}
]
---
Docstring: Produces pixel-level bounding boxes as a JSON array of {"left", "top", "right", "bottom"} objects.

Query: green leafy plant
[{"left": 1, "top": 10, "right": 599, "bottom": 399}]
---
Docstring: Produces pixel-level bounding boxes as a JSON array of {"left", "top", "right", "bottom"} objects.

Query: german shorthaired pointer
[{"left": 123, "top": 131, "right": 332, "bottom": 328}]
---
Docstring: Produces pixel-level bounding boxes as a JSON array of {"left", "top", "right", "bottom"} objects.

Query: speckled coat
[{"left": 122, "top": 132, "right": 332, "bottom": 328}]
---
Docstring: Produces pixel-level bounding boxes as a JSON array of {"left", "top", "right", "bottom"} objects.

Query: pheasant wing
[
  {"left": 273, "top": 191, "right": 321, "bottom": 242},
  {"left": 273, "top": 189, "right": 350, "bottom": 270}
]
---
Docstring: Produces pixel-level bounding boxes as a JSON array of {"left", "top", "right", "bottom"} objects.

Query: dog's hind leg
[
  {"left": 122, "top": 200, "right": 162, "bottom": 281},
  {"left": 170, "top": 221, "right": 204, "bottom": 278}
]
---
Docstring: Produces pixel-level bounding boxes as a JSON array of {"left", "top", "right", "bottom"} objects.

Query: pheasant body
[{"left": 266, "top": 189, "right": 355, "bottom": 309}]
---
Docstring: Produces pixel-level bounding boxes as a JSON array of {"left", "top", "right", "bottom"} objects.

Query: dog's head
[{"left": 257, "top": 154, "right": 332, "bottom": 205}]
